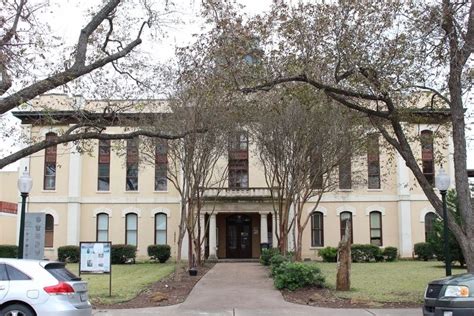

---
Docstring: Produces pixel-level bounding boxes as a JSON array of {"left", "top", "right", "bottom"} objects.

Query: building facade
[{"left": 4, "top": 94, "right": 458, "bottom": 261}]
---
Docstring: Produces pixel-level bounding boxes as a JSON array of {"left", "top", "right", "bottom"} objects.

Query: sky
[{"left": 1, "top": 0, "right": 473, "bottom": 171}]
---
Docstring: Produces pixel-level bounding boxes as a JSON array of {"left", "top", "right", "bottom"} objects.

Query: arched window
[
  {"left": 421, "top": 130, "right": 435, "bottom": 185},
  {"left": 44, "top": 132, "right": 58, "bottom": 190},
  {"left": 340, "top": 212, "right": 353, "bottom": 243},
  {"left": 155, "top": 213, "right": 167, "bottom": 245},
  {"left": 96, "top": 213, "right": 109, "bottom": 242},
  {"left": 369, "top": 211, "right": 382, "bottom": 246},
  {"left": 45, "top": 214, "right": 54, "bottom": 248},
  {"left": 425, "top": 212, "right": 437, "bottom": 241},
  {"left": 311, "top": 212, "right": 324, "bottom": 247},
  {"left": 125, "top": 213, "right": 138, "bottom": 246}
]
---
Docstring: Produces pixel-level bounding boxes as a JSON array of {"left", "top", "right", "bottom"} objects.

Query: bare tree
[{"left": 249, "top": 87, "right": 365, "bottom": 260}]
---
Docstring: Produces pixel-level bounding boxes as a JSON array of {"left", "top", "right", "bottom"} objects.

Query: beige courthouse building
[{"left": 0, "top": 94, "right": 461, "bottom": 261}]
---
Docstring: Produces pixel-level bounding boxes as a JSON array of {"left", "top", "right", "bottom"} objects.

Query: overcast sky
[{"left": 1, "top": 0, "right": 473, "bottom": 171}]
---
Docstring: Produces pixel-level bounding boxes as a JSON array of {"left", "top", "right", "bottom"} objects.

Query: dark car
[{"left": 423, "top": 273, "right": 474, "bottom": 316}]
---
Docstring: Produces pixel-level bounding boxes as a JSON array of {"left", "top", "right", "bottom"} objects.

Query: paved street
[{"left": 93, "top": 263, "right": 422, "bottom": 316}]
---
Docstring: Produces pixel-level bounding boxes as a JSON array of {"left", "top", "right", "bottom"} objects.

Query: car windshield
[{"left": 45, "top": 263, "right": 81, "bottom": 281}]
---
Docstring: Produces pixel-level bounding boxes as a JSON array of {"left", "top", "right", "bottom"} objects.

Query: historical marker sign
[
  {"left": 80, "top": 242, "right": 111, "bottom": 274},
  {"left": 23, "top": 213, "right": 45, "bottom": 259}
]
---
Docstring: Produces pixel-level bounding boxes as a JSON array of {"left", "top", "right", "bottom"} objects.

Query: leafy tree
[{"left": 428, "top": 190, "right": 466, "bottom": 267}]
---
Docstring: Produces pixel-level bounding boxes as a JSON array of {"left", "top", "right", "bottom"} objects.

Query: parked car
[
  {"left": 423, "top": 273, "right": 474, "bottom": 316},
  {"left": 0, "top": 258, "right": 91, "bottom": 316}
]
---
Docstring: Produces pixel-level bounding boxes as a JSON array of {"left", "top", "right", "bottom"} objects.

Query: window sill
[
  {"left": 367, "top": 189, "right": 383, "bottom": 192},
  {"left": 41, "top": 190, "right": 57, "bottom": 193},
  {"left": 124, "top": 191, "right": 140, "bottom": 193},
  {"left": 309, "top": 246, "right": 324, "bottom": 250},
  {"left": 96, "top": 190, "right": 111, "bottom": 194},
  {"left": 153, "top": 190, "right": 169, "bottom": 193},
  {"left": 337, "top": 189, "right": 353, "bottom": 192}
]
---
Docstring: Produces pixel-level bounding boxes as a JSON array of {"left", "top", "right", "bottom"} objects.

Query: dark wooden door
[{"left": 226, "top": 214, "right": 252, "bottom": 258}]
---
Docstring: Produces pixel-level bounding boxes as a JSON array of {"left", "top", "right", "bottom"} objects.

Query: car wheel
[{"left": 1, "top": 303, "right": 35, "bottom": 316}]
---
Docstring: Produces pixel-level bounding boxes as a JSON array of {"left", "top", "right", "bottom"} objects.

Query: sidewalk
[{"left": 93, "top": 262, "right": 421, "bottom": 316}]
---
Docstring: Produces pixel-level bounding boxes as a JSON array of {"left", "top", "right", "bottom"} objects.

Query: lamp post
[
  {"left": 435, "top": 168, "right": 451, "bottom": 276},
  {"left": 17, "top": 168, "right": 33, "bottom": 259}
]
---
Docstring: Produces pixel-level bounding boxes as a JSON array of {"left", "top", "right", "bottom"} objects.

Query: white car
[{"left": 0, "top": 258, "right": 91, "bottom": 316}]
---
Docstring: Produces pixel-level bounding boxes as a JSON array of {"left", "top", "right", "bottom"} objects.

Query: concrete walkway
[{"left": 93, "top": 262, "right": 422, "bottom": 316}]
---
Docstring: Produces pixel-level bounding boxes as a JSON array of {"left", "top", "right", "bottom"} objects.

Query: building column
[
  {"left": 199, "top": 214, "right": 205, "bottom": 259},
  {"left": 397, "top": 152, "right": 413, "bottom": 257},
  {"left": 260, "top": 213, "right": 268, "bottom": 244},
  {"left": 67, "top": 144, "right": 82, "bottom": 245},
  {"left": 208, "top": 213, "right": 217, "bottom": 260},
  {"left": 272, "top": 213, "right": 279, "bottom": 248}
]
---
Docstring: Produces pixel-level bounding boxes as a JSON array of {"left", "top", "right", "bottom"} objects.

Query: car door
[{"left": 0, "top": 263, "right": 10, "bottom": 301}]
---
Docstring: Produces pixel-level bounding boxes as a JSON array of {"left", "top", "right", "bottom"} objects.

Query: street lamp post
[
  {"left": 17, "top": 168, "right": 33, "bottom": 259},
  {"left": 435, "top": 168, "right": 451, "bottom": 276}
]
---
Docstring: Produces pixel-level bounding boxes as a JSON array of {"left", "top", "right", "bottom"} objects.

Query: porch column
[
  {"left": 260, "top": 213, "right": 268, "bottom": 244},
  {"left": 199, "top": 215, "right": 205, "bottom": 259},
  {"left": 272, "top": 213, "right": 278, "bottom": 248},
  {"left": 209, "top": 213, "right": 217, "bottom": 260}
]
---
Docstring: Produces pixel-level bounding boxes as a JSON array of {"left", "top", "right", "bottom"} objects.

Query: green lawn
[
  {"left": 67, "top": 263, "right": 175, "bottom": 305},
  {"left": 312, "top": 261, "right": 467, "bottom": 304}
]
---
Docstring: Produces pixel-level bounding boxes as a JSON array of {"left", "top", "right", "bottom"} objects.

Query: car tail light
[{"left": 44, "top": 282, "right": 75, "bottom": 295}]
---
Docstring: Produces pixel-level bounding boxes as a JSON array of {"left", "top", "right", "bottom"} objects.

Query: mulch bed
[
  {"left": 282, "top": 287, "right": 422, "bottom": 309},
  {"left": 93, "top": 263, "right": 215, "bottom": 309}
]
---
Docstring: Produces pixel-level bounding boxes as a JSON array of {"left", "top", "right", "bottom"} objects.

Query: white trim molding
[
  {"left": 37, "top": 208, "right": 59, "bottom": 225},
  {"left": 151, "top": 207, "right": 171, "bottom": 218},
  {"left": 93, "top": 207, "right": 112, "bottom": 218},
  {"left": 336, "top": 205, "right": 356, "bottom": 216},
  {"left": 419, "top": 207, "right": 437, "bottom": 223},
  {"left": 307, "top": 206, "right": 328, "bottom": 216},
  {"left": 122, "top": 207, "right": 141, "bottom": 218},
  {"left": 365, "top": 205, "right": 386, "bottom": 216}
]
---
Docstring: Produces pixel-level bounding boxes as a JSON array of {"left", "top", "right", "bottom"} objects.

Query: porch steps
[{"left": 217, "top": 258, "right": 260, "bottom": 263}]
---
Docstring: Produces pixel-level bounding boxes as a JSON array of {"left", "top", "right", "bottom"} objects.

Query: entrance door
[{"left": 226, "top": 214, "right": 252, "bottom": 258}]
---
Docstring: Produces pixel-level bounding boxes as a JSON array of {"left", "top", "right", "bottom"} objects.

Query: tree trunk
[
  {"left": 336, "top": 226, "right": 351, "bottom": 291},
  {"left": 295, "top": 225, "right": 303, "bottom": 261}
]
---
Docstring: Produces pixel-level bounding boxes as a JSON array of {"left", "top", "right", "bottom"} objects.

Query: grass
[
  {"left": 312, "top": 261, "right": 468, "bottom": 304},
  {"left": 67, "top": 262, "right": 175, "bottom": 305}
]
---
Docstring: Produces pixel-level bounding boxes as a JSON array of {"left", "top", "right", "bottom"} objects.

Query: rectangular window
[
  {"left": 155, "top": 213, "right": 167, "bottom": 245},
  {"left": 126, "top": 138, "right": 139, "bottom": 191},
  {"left": 339, "top": 154, "right": 352, "bottom": 190},
  {"left": 421, "top": 130, "right": 435, "bottom": 185},
  {"left": 97, "top": 213, "right": 109, "bottom": 242},
  {"left": 155, "top": 141, "right": 168, "bottom": 191},
  {"left": 43, "top": 133, "right": 58, "bottom": 190},
  {"left": 98, "top": 140, "right": 111, "bottom": 191},
  {"left": 126, "top": 213, "right": 138, "bottom": 246},
  {"left": 367, "top": 134, "right": 381, "bottom": 189},
  {"left": 369, "top": 211, "right": 382, "bottom": 246},
  {"left": 229, "top": 132, "right": 249, "bottom": 188}
]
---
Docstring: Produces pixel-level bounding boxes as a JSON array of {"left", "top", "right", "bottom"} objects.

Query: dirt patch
[
  {"left": 93, "top": 263, "right": 214, "bottom": 309},
  {"left": 282, "top": 287, "right": 422, "bottom": 309}
]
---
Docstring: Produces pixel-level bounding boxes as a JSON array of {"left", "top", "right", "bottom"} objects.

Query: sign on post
[
  {"left": 23, "top": 213, "right": 45, "bottom": 259},
  {"left": 79, "top": 242, "right": 112, "bottom": 296}
]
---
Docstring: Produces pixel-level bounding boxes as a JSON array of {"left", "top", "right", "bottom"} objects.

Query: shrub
[
  {"left": 318, "top": 247, "right": 337, "bottom": 262},
  {"left": 270, "top": 254, "right": 289, "bottom": 276},
  {"left": 147, "top": 245, "right": 171, "bottom": 263},
  {"left": 414, "top": 242, "right": 434, "bottom": 261},
  {"left": 351, "top": 244, "right": 382, "bottom": 262},
  {"left": 58, "top": 245, "right": 80, "bottom": 263},
  {"left": 260, "top": 248, "right": 280, "bottom": 266},
  {"left": 111, "top": 244, "right": 137, "bottom": 264},
  {"left": 273, "top": 262, "right": 325, "bottom": 291},
  {"left": 0, "top": 245, "right": 18, "bottom": 258},
  {"left": 383, "top": 247, "right": 398, "bottom": 262}
]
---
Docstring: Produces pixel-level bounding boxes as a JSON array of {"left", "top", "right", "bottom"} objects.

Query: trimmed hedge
[
  {"left": 414, "top": 242, "right": 434, "bottom": 261},
  {"left": 260, "top": 248, "right": 280, "bottom": 266},
  {"left": 0, "top": 245, "right": 18, "bottom": 258},
  {"left": 58, "top": 245, "right": 80, "bottom": 263},
  {"left": 273, "top": 262, "right": 325, "bottom": 291},
  {"left": 318, "top": 247, "right": 337, "bottom": 262},
  {"left": 351, "top": 244, "right": 383, "bottom": 262},
  {"left": 383, "top": 247, "right": 398, "bottom": 262},
  {"left": 148, "top": 245, "right": 171, "bottom": 263},
  {"left": 111, "top": 244, "right": 137, "bottom": 264}
]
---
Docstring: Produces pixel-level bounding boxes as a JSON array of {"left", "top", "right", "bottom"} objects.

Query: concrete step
[{"left": 217, "top": 258, "right": 260, "bottom": 263}]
